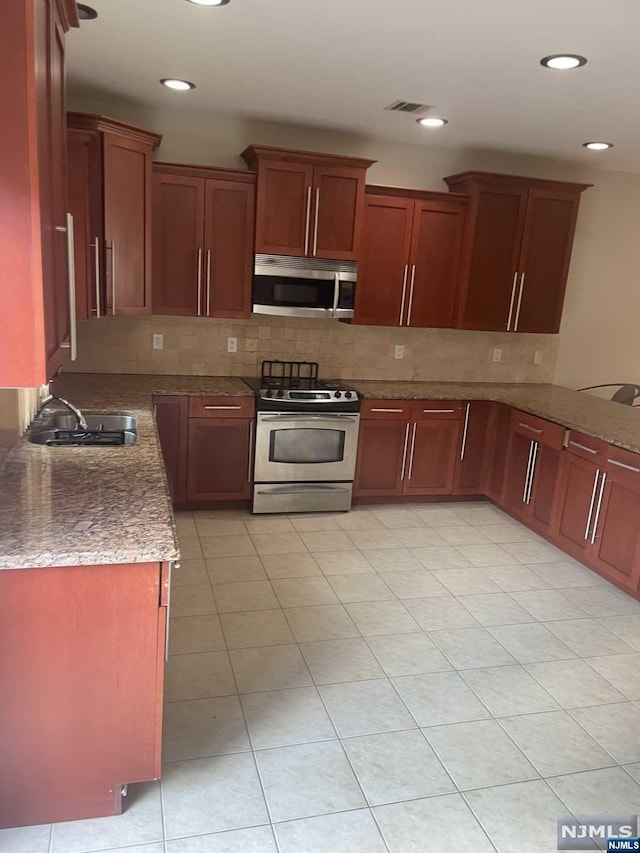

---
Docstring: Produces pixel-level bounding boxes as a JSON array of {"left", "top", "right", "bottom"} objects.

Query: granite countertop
[
  {"left": 0, "top": 374, "right": 252, "bottom": 571},
  {"left": 351, "top": 381, "right": 640, "bottom": 454}
]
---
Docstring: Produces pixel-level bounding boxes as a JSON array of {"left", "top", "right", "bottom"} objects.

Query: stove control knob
[
  {"left": 265, "top": 389, "right": 273, "bottom": 398},
  {"left": 345, "top": 391, "right": 353, "bottom": 399},
  {"left": 276, "top": 389, "right": 285, "bottom": 398},
  {"left": 334, "top": 391, "right": 342, "bottom": 399}
]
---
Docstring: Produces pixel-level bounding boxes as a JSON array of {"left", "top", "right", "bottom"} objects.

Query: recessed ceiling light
[
  {"left": 185, "top": 0, "right": 230, "bottom": 5},
  {"left": 160, "top": 79, "right": 196, "bottom": 91},
  {"left": 583, "top": 141, "right": 614, "bottom": 151},
  {"left": 77, "top": 3, "right": 98, "bottom": 19},
  {"left": 416, "top": 117, "right": 448, "bottom": 128},
  {"left": 540, "top": 54, "right": 587, "bottom": 70}
]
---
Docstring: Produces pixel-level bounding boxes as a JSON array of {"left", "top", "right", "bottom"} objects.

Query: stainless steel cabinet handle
[
  {"left": 506, "top": 271, "right": 518, "bottom": 331},
  {"left": 60, "top": 214, "right": 78, "bottom": 360},
  {"left": 304, "top": 186, "right": 312, "bottom": 255},
  {"left": 206, "top": 249, "right": 211, "bottom": 316},
  {"left": 312, "top": 187, "right": 320, "bottom": 257},
  {"left": 248, "top": 420, "right": 254, "bottom": 481},
  {"left": 584, "top": 469, "right": 601, "bottom": 540},
  {"left": 423, "top": 409, "right": 456, "bottom": 414},
  {"left": 371, "top": 408, "right": 405, "bottom": 413},
  {"left": 406, "top": 265, "right": 416, "bottom": 326},
  {"left": 518, "top": 422, "right": 543, "bottom": 435},
  {"left": 204, "top": 405, "right": 242, "bottom": 410},
  {"left": 400, "top": 422, "right": 410, "bottom": 480},
  {"left": 607, "top": 458, "right": 640, "bottom": 474},
  {"left": 407, "top": 422, "right": 417, "bottom": 480},
  {"left": 569, "top": 440, "right": 597, "bottom": 455},
  {"left": 91, "top": 237, "right": 101, "bottom": 318},
  {"left": 460, "top": 403, "right": 471, "bottom": 461},
  {"left": 513, "top": 272, "right": 525, "bottom": 331},
  {"left": 399, "top": 264, "right": 408, "bottom": 326},
  {"left": 164, "top": 561, "right": 177, "bottom": 662},
  {"left": 106, "top": 241, "right": 116, "bottom": 315},
  {"left": 526, "top": 440, "right": 538, "bottom": 504},
  {"left": 590, "top": 471, "right": 607, "bottom": 544},
  {"left": 197, "top": 247, "right": 203, "bottom": 317},
  {"left": 522, "top": 439, "right": 535, "bottom": 503}
]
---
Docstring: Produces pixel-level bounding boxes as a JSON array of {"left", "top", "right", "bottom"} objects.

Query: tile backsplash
[{"left": 67, "top": 316, "right": 558, "bottom": 383}]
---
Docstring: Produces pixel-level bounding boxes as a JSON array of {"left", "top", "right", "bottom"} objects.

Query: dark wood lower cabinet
[
  {"left": 154, "top": 396, "right": 189, "bottom": 504},
  {"left": 454, "top": 402, "right": 495, "bottom": 495},
  {"left": 354, "top": 419, "right": 407, "bottom": 497},
  {"left": 0, "top": 561, "right": 168, "bottom": 828},
  {"left": 187, "top": 418, "right": 253, "bottom": 502},
  {"left": 550, "top": 452, "right": 598, "bottom": 558},
  {"left": 591, "top": 467, "right": 640, "bottom": 591},
  {"left": 404, "top": 420, "right": 461, "bottom": 496},
  {"left": 484, "top": 403, "right": 512, "bottom": 502}
]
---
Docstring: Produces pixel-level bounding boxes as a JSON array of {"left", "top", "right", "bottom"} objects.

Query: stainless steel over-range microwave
[{"left": 252, "top": 254, "right": 357, "bottom": 319}]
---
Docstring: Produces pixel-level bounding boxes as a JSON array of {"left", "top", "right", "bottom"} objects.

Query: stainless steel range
[{"left": 244, "top": 361, "right": 361, "bottom": 514}]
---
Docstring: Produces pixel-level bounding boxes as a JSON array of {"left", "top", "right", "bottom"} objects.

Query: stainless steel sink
[{"left": 29, "top": 414, "right": 137, "bottom": 446}]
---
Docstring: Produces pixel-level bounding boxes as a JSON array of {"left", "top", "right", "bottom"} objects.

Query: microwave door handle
[{"left": 332, "top": 272, "right": 340, "bottom": 318}]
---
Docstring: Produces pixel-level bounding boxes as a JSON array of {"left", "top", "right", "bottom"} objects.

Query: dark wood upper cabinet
[
  {"left": 242, "top": 145, "right": 375, "bottom": 260},
  {"left": 152, "top": 163, "right": 255, "bottom": 319},
  {"left": 67, "top": 113, "right": 162, "bottom": 317},
  {"left": 0, "top": 0, "right": 78, "bottom": 387},
  {"left": 444, "top": 171, "right": 590, "bottom": 334},
  {"left": 354, "top": 187, "right": 467, "bottom": 329}
]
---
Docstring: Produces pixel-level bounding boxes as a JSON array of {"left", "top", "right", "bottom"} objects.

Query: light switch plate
[
  {"left": 533, "top": 350, "right": 543, "bottom": 365},
  {"left": 227, "top": 337, "right": 238, "bottom": 353},
  {"left": 492, "top": 348, "right": 502, "bottom": 363},
  {"left": 394, "top": 345, "right": 404, "bottom": 360},
  {"left": 153, "top": 334, "right": 163, "bottom": 350}
]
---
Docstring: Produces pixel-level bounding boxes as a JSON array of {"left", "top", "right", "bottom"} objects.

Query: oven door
[{"left": 254, "top": 412, "right": 360, "bottom": 482}]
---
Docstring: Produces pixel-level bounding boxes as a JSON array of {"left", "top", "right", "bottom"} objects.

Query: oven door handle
[{"left": 259, "top": 414, "right": 359, "bottom": 423}]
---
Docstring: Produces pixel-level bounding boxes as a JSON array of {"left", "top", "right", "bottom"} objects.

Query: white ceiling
[{"left": 67, "top": 0, "right": 640, "bottom": 172}]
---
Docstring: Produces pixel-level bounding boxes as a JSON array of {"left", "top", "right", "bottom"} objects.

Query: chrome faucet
[{"left": 40, "top": 394, "right": 89, "bottom": 431}]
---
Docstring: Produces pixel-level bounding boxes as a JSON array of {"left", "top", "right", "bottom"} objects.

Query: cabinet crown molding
[
  {"left": 241, "top": 144, "right": 376, "bottom": 171},
  {"left": 443, "top": 170, "right": 592, "bottom": 194},
  {"left": 366, "top": 183, "right": 468, "bottom": 203},
  {"left": 56, "top": 0, "right": 80, "bottom": 30},
  {"left": 67, "top": 112, "right": 162, "bottom": 149},
  {"left": 153, "top": 161, "right": 256, "bottom": 183}
]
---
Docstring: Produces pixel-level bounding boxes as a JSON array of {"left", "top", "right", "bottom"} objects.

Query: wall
[{"left": 68, "top": 92, "right": 640, "bottom": 390}]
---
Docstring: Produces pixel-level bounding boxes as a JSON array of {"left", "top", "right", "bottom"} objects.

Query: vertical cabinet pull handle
[
  {"left": 304, "top": 186, "right": 312, "bottom": 256},
  {"left": 514, "top": 272, "right": 525, "bottom": 331},
  {"left": 206, "top": 250, "right": 212, "bottom": 316},
  {"left": 407, "top": 422, "right": 417, "bottom": 480},
  {"left": 312, "top": 187, "right": 320, "bottom": 257},
  {"left": 460, "top": 403, "right": 471, "bottom": 461},
  {"left": 590, "top": 471, "right": 607, "bottom": 544},
  {"left": 406, "top": 265, "right": 416, "bottom": 326},
  {"left": 506, "top": 271, "right": 518, "bottom": 331},
  {"left": 522, "top": 439, "right": 535, "bottom": 503},
  {"left": 248, "top": 420, "right": 254, "bottom": 482},
  {"left": 197, "top": 248, "right": 203, "bottom": 317},
  {"left": 400, "top": 423, "right": 410, "bottom": 480},
  {"left": 399, "top": 264, "right": 408, "bottom": 326},
  {"left": 584, "top": 469, "right": 601, "bottom": 540},
  {"left": 526, "top": 440, "right": 538, "bottom": 504},
  {"left": 91, "top": 236, "right": 101, "bottom": 318},
  {"left": 107, "top": 241, "right": 116, "bottom": 315},
  {"left": 65, "top": 213, "right": 77, "bottom": 361}
]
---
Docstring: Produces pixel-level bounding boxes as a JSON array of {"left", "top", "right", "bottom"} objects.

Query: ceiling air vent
[{"left": 384, "top": 100, "right": 433, "bottom": 115}]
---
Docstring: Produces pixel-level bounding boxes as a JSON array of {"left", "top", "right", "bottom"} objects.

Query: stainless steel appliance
[
  {"left": 245, "top": 361, "right": 361, "bottom": 513},
  {"left": 252, "top": 254, "right": 357, "bottom": 319}
]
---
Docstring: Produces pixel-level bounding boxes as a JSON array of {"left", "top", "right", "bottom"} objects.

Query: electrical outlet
[
  {"left": 152, "top": 334, "right": 163, "bottom": 350},
  {"left": 394, "top": 345, "right": 405, "bottom": 360},
  {"left": 533, "top": 350, "right": 543, "bottom": 365},
  {"left": 227, "top": 337, "right": 238, "bottom": 353},
  {"left": 492, "top": 348, "right": 502, "bottom": 363}
]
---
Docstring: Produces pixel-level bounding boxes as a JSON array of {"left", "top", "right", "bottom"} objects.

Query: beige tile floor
[{"left": 5, "top": 501, "right": 640, "bottom": 853}]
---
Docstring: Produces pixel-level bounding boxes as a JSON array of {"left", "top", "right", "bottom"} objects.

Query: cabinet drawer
[
  {"left": 360, "top": 400, "right": 412, "bottom": 420},
  {"left": 564, "top": 430, "right": 608, "bottom": 463},
  {"left": 189, "top": 397, "right": 255, "bottom": 419},
  {"left": 510, "top": 409, "right": 564, "bottom": 449},
  {"left": 605, "top": 445, "right": 640, "bottom": 484},
  {"left": 411, "top": 401, "right": 463, "bottom": 420}
]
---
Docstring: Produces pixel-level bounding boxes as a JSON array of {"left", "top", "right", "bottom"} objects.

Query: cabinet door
[
  {"left": 404, "top": 420, "right": 461, "bottom": 496},
  {"left": 407, "top": 198, "right": 466, "bottom": 328},
  {"left": 312, "top": 165, "right": 365, "bottom": 260},
  {"left": 502, "top": 431, "right": 534, "bottom": 520},
  {"left": 68, "top": 129, "right": 102, "bottom": 321},
  {"left": 187, "top": 418, "right": 252, "bottom": 501},
  {"left": 528, "top": 443, "right": 562, "bottom": 533},
  {"left": 353, "top": 195, "right": 413, "bottom": 326},
  {"left": 552, "top": 453, "right": 599, "bottom": 557},
  {"left": 254, "top": 160, "right": 313, "bottom": 256},
  {"left": 152, "top": 174, "right": 205, "bottom": 316},
  {"left": 591, "top": 467, "right": 640, "bottom": 592},
  {"left": 514, "top": 190, "right": 581, "bottom": 334},
  {"left": 203, "top": 179, "right": 255, "bottom": 318},
  {"left": 457, "top": 187, "right": 528, "bottom": 331},
  {"left": 485, "top": 403, "right": 512, "bottom": 503},
  {"left": 103, "top": 133, "right": 153, "bottom": 315},
  {"left": 354, "top": 419, "right": 408, "bottom": 497},
  {"left": 154, "top": 396, "right": 189, "bottom": 505},
  {"left": 453, "top": 402, "right": 494, "bottom": 495}
]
